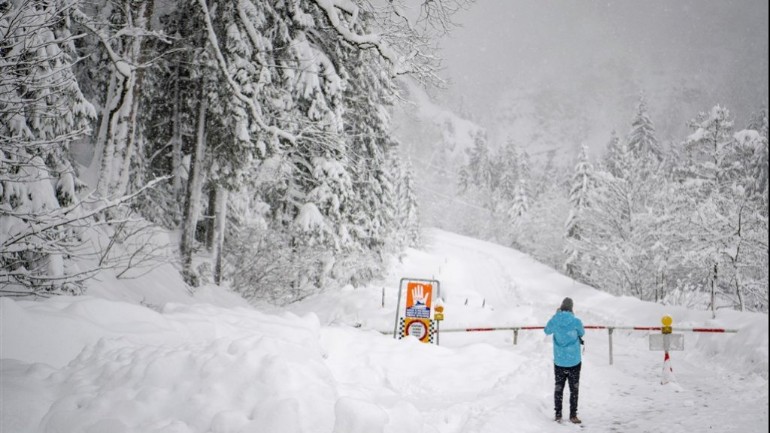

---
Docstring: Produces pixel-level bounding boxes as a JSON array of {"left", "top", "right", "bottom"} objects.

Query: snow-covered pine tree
[
  {"left": 378, "top": 151, "right": 403, "bottom": 252},
  {"left": 681, "top": 105, "right": 735, "bottom": 308},
  {"left": 296, "top": 0, "right": 469, "bottom": 262},
  {"left": 340, "top": 42, "right": 404, "bottom": 283},
  {"left": 668, "top": 105, "right": 769, "bottom": 314},
  {"left": 741, "top": 109, "right": 768, "bottom": 208},
  {"left": 627, "top": 93, "right": 662, "bottom": 162},
  {"left": 586, "top": 162, "right": 671, "bottom": 300},
  {"left": 179, "top": 0, "right": 337, "bottom": 287},
  {"left": 493, "top": 138, "right": 519, "bottom": 216},
  {"left": 461, "top": 131, "right": 493, "bottom": 188},
  {"left": 507, "top": 146, "right": 532, "bottom": 244},
  {"left": 563, "top": 144, "right": 595, "bottom": 280},
  {"left": 712, "top": 117, "right": 768, "bottom": 312},
  {"left": 173, "top": 0, "right": 464, "bottom": 297},
  {"left": 135, "top": 5, "right": 200, "bottom": 228},
  {"left": 397, "top": 159, "right": 422, "bottom": 248},
  {"left": 532, "top": 149, "right": 559, "bottom": 199},
  {"left": 579, "top": 96, "right": 677, "bottom": 301},
  {"left": 728, "top": 110, "right": 768, "bottom": 312},
  {"left": 1, "top": 0, "right": 96, "bottom": 293},
  {"left": 272, "top": 4, "right": 353, "bottom": 292},
  {"left": 509, "top": 179, "right": 530, "bottom": 222},
  {"left": 602, "top": 130, "right": 629, "bottom": 179},
  {"left": 458, "top": 130, "right": 495, "bottom": 212},
  {"left": 681, "top": 105, "right": 734, "bottom": 193},
  {"left": 518, "top": 148, "right": 532, "bottom": 198},
  {"left": 512, "top": 174, "right": 570, "bottom": 270}
]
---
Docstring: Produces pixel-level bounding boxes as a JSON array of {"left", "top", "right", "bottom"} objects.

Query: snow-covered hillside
[{"left": 2, "top": 229, "right": 767, "bottom": 433}]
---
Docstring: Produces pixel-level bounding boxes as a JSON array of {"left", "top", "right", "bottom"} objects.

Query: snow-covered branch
[
  {"left": 1, "top": 177, "right": 169, "bottom": 249},
  {"left": 195, "top": 0, "right": 296, "bottom": 144},
  {"left": 71, "top": 8, "right": 132, "bottom": 77},
  {"left": 312, "top": 0, "right": 403, "bottom": 72},
  {"left": 309, "top": 0, "right": 466, "bottom": 81}
]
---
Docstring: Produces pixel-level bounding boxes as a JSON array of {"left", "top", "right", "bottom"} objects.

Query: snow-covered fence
[{"left": 429, "top": 325, "right": 740, "bottom": 365}]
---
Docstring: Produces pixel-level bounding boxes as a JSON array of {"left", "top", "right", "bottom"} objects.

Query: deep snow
[{"left": 2, "top": 228, "right": 767, "bottom": 433}]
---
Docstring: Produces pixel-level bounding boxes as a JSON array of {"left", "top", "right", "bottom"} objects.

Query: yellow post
[
  {"left": 434, "top": 305, "right": 444, "bottom": 321},
  {"left": 661, "top": 315, "right": 673, "bottom": 335}
]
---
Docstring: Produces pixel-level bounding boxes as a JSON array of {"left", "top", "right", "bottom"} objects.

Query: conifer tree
[
  {"left": 460, "top": 132, "right": 494, "bottom": 190},
  {"left": 602, "top": 130, "right": 629, "bottom": 179},
  {"left": 493, "top": 139, "right": 518, "bottom": 211},
  {"left": 342, "top": 44, "right": 401, "bottom": 262},
  {"left": 742, "top": 109, "right": 768, "bottom": 209},
  {"left": 681, "top": 105, "right": 734, "bottom": 194},
  {"left": 1, "top": 0, "right": 96, "bottom": 292},
  {"left": 509, "top": 179, "right": 530, "bottom": 222},
  {"left": 458, "top": 130, "right": 497, "bottom": 215},
  {"left": 1, "top": 0, "right": 465, "bottom": 298},
  {"left": 508, "top": 147, "right": 531, "bottom": 224},
  {"left": 670, "top": 105, "right": 770, "bottom": 314},
  {"left": 628, "top": 93, "right": 662, "bottom": 161},
  {"left": 563, "top": 144, "right": 594, "bottom": 280},
  {"left": 397, "top": 160, "right": 422, "bottom": 248},
  {"left": 136, "top": 5, "right": 201, "bottom": 228},
  {"left": 583, "top": 97, "right": 673, "bottom": 300}
]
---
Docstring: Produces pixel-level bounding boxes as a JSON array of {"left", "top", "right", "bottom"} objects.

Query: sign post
[{"left": 393, "top": 278, "right": 440, "bottom": 344}]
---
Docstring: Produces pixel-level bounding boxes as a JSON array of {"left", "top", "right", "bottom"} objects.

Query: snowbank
[{"left": 1, "top": 228, "right": 767, "bottom": 433}]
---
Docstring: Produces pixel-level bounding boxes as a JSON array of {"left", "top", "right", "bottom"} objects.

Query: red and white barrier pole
[{"left": 412, "top": 323, "right": 738, "bottom": 367}]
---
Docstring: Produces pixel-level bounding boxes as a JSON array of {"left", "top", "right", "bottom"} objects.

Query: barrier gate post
[
  {"left": 645, "top": 315, "right": 683, "bottom": 384},
  {"left": 608, "top": 327, "right": 614, "bottom": 365},
  {"left": 660, "top": 315, "right": 676, "bottom": 384}
]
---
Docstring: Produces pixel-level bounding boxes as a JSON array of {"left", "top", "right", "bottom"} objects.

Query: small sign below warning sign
[
  {"left": 400, "top": 317, "right": 435, "bottom": 343},
  {"left": 649, "top": 333, "right": 684, "bottom": 351}
]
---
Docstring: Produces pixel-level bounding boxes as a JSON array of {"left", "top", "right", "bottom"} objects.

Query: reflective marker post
[
  {"left": 651, "top": 315, "right": 681, "bottom": 384},
  {"left": 608, "top": 327, "right": 614, "bottom": 366}
]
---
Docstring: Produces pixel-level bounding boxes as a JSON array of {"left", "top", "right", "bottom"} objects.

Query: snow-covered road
[{"left": 294, "top": 228, "right": 769, "bottom": 432}]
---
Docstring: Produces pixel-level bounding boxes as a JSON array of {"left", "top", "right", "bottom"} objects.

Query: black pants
[{"left": 554, "top": 363, "right": 581, "bottom": 417}]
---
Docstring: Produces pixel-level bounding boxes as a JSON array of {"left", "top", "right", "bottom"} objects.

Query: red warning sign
[{"left": 403, "top": 318, "right": 432, "bottom": 343}]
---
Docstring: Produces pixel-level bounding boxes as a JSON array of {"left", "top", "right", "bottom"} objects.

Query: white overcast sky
[{"left": 437, "top": 0, "right": 769, "bottom": 134}]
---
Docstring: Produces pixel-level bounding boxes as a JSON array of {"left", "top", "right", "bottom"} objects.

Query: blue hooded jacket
[{"left": 544, "top": 310, "right": 585, "bottom": 367}]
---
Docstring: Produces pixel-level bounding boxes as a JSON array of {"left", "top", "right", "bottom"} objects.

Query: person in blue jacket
[{"left": 544, "top": 297, "right": 585, "bottom": 424}]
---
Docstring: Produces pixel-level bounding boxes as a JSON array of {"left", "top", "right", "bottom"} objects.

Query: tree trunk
[
  {"left": 180, "top": 75, "right": 208, "bottom": 286},
  {"left": 116, "top": 0, "right": 154, "bottom": 197},
  {"left": 96, "top": 72, "right": 129, "bottom": 199},
  {"left": 171, "top": 62, "right": 184, "bottom": 196},
  {"left": 109, "top": 79, "right": 133, "bottom": 195},
  {"left": 206, "top": 186, "right": 217, "bottom": 251},
  {"left": 116, "top": 83, "right": 139, "bottom": 197},
  {"left": 710, "top": 263, "right": 718, "bottom": 319},
  {"left": 90, "top": 71, "right": 117, "bottom": 177},
  {"left": 213, "top": 186, "right": 228, "bottom": 285}
]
